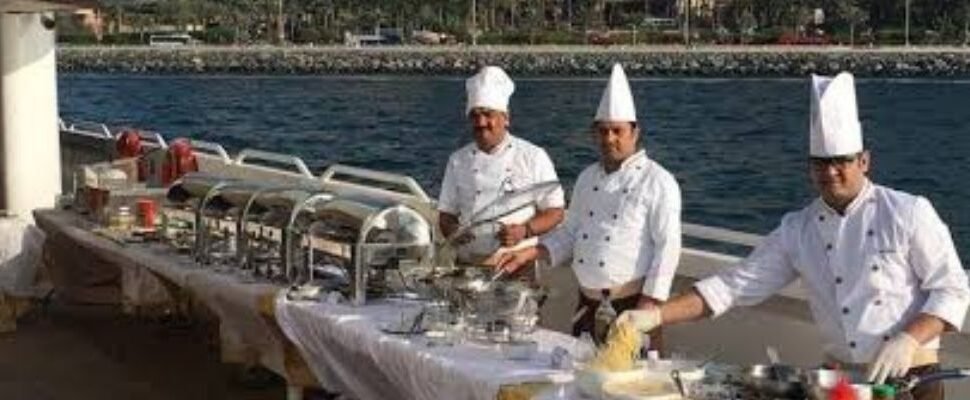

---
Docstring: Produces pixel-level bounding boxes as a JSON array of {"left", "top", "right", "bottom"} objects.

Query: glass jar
[{"left": 113, "top": 206, "right": 134, "bottom": 232}]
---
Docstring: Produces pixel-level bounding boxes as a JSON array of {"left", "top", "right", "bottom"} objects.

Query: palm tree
[{"left": 837, "top": 0, "right": 868, "bottom": 45}]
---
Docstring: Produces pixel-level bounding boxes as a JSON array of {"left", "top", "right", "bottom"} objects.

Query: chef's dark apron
[{"left": 572, "top": 290, "right": 663, "bottom": 352}]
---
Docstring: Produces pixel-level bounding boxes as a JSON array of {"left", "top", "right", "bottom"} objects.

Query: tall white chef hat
[
  {"left": 465, "top": 66, "right": 515, "bottom": 115},
  {"left": 595, "top": 63, "right": 637, "bottom": 122},
  {"left": 810, "top": 72, "right": 863, "bottom": 157}
]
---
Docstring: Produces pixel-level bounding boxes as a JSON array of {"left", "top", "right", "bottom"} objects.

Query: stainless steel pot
[
  {"left": 890, "top": 368, "right": 970, "bottom": 399},
  {"left": 739, "top": 364, "right": 806, "bottom": 399}
]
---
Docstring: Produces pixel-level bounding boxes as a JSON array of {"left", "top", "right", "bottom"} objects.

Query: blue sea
[{"left": 58, "top": 74, "right": 970, "bottom": 258}]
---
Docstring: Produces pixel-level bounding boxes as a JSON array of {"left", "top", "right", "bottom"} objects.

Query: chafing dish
[
  {"left": 166, "top": 173, "right": 240, "bottom": 265},
  {"left": 297, "top": 194, "right": 433, "bottom": 304},
  {"left": 237, "top": 185, "right": 329, "bottom": 282},
  {"left": 167, "top": 173, "right": 331, "bottom": 279},
  {"left": 437, "top": 269, "right": 543, "bottom": 343}
]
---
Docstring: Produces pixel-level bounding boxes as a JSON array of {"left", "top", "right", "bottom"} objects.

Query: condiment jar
[{"left": 113, "top": 206, "right": 134, "bottom": 232}]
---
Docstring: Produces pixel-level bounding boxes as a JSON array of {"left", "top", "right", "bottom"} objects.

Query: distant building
[
  {"left": 71, "top": 8, "right": 104, "bottom": 40},
  {"left": 676, "top": 0, "right": 719, "bottom": 19}
]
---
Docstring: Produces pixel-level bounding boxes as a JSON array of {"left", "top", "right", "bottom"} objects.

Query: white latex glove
[
  {"left": 867, "top": 332, "right": 920, "bottom": 384},
  {"left": 614, "top": 308, "right": 662, "bottom": 333}
]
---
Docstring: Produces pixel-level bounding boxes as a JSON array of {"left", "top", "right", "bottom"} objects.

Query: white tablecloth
[
  {"left": 0, "top": 216, "right": 46, "bottom": 298},
  {"left": 34, "top": 210, "right": 289, "bottom": 378},
  {"left": 276, "top": 295, "right": 580, "bottom": 400}
]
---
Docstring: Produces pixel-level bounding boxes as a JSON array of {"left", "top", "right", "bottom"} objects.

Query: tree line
[{"left": 61, "top": 0, "right": 970, "bottom": 45}]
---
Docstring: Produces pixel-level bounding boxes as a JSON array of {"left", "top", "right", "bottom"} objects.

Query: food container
[
  {"left": 853, "top": 384, "right": 873, "bottom": 400},
  {"left": 137, "top": 198, "right": 156, "bottom": 229},
  {"left": 110, "top": 206, "right": 135, "bottom": 231},
  {"left": 576, "top": 367, "right": 682, "bottom": 400},
  {"left": 803, "top": 368, "right": 865, "bottom": 400}
]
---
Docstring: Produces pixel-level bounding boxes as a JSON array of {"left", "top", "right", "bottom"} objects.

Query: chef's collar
[
  {"left": 818, "top": 179, "right": 873, "bottom": 217},
  {"left": 600, "top": 149, "right": 647, "bottom": 174},
  {"left": 473, "top": 131, "right": 513, "bottom": 156}
]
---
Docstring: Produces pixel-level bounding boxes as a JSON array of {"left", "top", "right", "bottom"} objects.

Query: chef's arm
[
  {"left": 525, "top": 207, "right": 564, "bottom": 237},
  {"left": 622, "top": 289, "right": 714, "bottom": 333},
  {"left": 908, "top": 197, "right": 970, "bottom": 335},
  {"left": 657, "top": 289, "right": 713, "bottom": 325},
  {"left": 903, "top": 314, "right": 948, "bottom": 344},
  {"left": 641, "top": 174, "right": 682, "bottom": 301}
]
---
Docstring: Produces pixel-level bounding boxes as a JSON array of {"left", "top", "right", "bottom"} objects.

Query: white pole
[
  {"left": 905, "top": 0, "right": 911, "bottom": 47},
  {"left": 683, "top": 0, "right": 691, "bottom": 47},
  {"left": 0, "top": 12, "right": 61, "bottom": 219},
  {"left": 277, "top": 0, "right": 285, "bottom": 44},
  {"left": 471, "top": 0, "right": 477, "bottom": 46}
]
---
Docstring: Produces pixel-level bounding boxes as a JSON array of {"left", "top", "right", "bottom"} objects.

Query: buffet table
[
  {"left": 33, "top": 209, "right": 316, "bottom": 389},
  {"left": 33, "top": 208, "right": 584, "bottom": 399},
  {"left": 276, "top": 295, "right": 579, "bottom": 400}
]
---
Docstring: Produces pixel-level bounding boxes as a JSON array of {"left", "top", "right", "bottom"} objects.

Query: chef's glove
[
  {"left": 867, "top": 332, "right": 919, "bottom": 384},
  {"left": 615, "top": 308, "right": 662, "bottom": 333}
]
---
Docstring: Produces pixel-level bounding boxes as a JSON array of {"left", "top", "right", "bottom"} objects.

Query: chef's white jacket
[
  {"left": 695, "top": 181, "right": 970, "bottom": 363},
  {"left": 438, "top": 134, "right": 565, "bottom": 260},
  {"left": 540, "top": 150, "right": 682, "bottom": 300}
]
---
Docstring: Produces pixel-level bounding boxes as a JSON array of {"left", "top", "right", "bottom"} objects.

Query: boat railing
[
  {"left": 234, "top": 148, "right": 314, "bottom": 178},
  {"left": 188, "top": 139, "right": 232, "bottom": 163},
  {"left": 62, "top": 120, "right": 113, "bottom": 139},
  {"left": 679, "top": 223, "right": 810, "bottom": 301},
  {"left": 319, "top": 164, "right": 431, "bottom": 203},
  {"left": 126, "top": 130, "right": 167, "bottom": 150}
]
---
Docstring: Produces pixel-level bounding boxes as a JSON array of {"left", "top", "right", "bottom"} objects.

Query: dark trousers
[
  {"left": 902, "top": 364, "right": 944, "bottom": 400},
  {"left": 571, "top": 291, "right": 664, "bottom": 352}
]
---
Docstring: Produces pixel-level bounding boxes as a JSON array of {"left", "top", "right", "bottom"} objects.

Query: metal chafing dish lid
[
  {"left": 166, "top": 172, "right": 238, "bottom": 202},
  {"left": 254, "top": 186, "right": 321, "bottom": 209},
  {"left": 310, "top": 197, "right": 431, "bottom": 246},
  {"left": 218, "top": 181, "right": 278, "bottom": 207}
]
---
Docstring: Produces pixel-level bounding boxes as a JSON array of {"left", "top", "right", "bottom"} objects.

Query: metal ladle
[
  {"left": 442, "top": 181, "right": 562, "bottom": 250},
  {"left": 463, "top": 268, "right": 507, "bottom": 293}
]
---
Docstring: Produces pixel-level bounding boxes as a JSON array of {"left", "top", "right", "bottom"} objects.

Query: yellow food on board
[
  {"left": 602, "top": 379, "right": 680, "bottom": 398},
  {"left": 589, "top": 320, "right": 641, "bottom": 372}
]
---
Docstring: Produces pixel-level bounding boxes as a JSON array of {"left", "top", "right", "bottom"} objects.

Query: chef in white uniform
[
  {"left": 618, "top": 72, "right": 970, "bottom": 399},
  {"left": 496, "top": 64, "right": 682, "bottom": 347},
  {"left": 438, "top": 66, "right": 565, "bottom": 266}
]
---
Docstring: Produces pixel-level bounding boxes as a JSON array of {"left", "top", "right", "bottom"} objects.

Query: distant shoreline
[{"left": 57, "top": 45, "right": 970, "bottom": 77}]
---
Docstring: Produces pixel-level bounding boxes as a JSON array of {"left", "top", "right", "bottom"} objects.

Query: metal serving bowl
[{"left": 740, "top": 364, "right": 807, "bottom": 399}]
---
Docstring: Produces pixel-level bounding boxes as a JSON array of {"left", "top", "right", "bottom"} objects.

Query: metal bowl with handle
[
  {"left": 890, "top": 368, "right": 970, "bottom": 400},
  {"left": 739, "top": 364, "right": 807, "bottom": 399}
]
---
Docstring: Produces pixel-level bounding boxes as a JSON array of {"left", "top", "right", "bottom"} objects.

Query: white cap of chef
[
  {"left": 465, "top": 66, "right": 515, "bottom": 115},
  {"left": 595, "top": 63, "right": 637, "bottom": 122},
  {"left": 810, "top": 72, "right": 863, "bottom": 157}
]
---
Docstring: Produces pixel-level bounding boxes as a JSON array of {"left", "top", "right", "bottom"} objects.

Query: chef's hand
[
  {"left": 867, "top": 332, "right": 919, "bottom": 384},
  {"left": 497, "top": 223, "right": 529, "bottom": 247},
  {"left": 494, "top": 248, "right": 536, "bottom": 275},
  {"left": 615, "top": 307, "right": 662, "bottom": 333}
]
